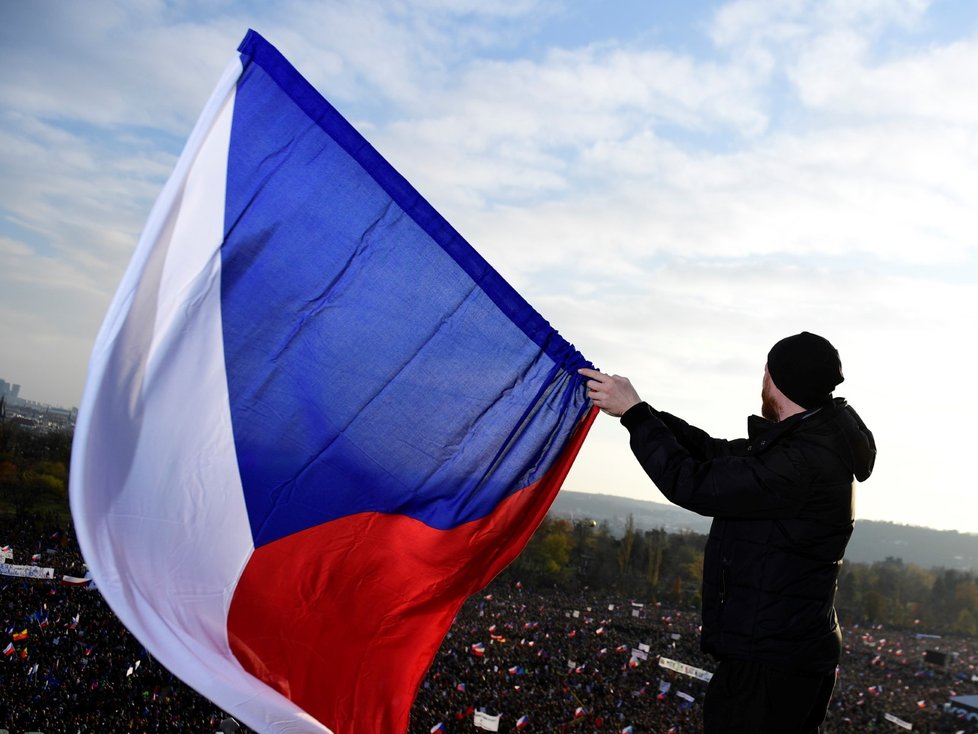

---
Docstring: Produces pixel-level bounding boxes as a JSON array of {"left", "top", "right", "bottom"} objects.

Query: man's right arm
[{"left": 621, "top": 403, "right": 807, "bottom": 519}]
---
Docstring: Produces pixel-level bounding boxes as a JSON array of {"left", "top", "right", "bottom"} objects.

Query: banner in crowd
[
  {"left": 70, "top": 28, "right": 595, "bottom": 734},
  {"left": 883, "top": 712, "right": 912, "bottom": 730},
  {"left": 947, "top": 695, "right": 978, "bottom": 721},
  {"left": 0, "top": 563, "right": 54, "bottom": 580},
  {"left": 658, "top": 657, "right": 714, "bottom": 682},
  {"left": 474, "top": 710, "right": 501, "bottom": 732},
  {"left": 0, "top": 545, "right": 12, "bottom": 563}
]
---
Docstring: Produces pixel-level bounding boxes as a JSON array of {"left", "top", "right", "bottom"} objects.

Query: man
[{"left": 579, "top": 332, "right": 875, "bottom": 733}]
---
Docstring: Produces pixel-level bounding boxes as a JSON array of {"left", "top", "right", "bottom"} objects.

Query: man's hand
[{"left": 578, "top": 368, "right": 642, "bottom": 417}]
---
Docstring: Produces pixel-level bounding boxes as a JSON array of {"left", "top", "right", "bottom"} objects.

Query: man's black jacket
[{"left": 621, "top": 398, "right": 876, "bottom": 673}]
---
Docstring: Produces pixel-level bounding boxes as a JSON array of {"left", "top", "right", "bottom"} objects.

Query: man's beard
[{"left": 761, "top": 383, "right": 779, "bottom": 422}]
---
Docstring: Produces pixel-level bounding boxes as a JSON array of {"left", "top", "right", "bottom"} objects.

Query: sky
[{"left": 1, "top": 0, "right": 977, "bottom": 533}]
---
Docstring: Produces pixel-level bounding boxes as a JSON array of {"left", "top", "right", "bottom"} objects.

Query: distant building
[
  {"left": 0, "top": 379, "right": 22, "bottom": 405},
  {"left": 0, "top": 378, "right": 76, "bottom": 431},
  {"left": 45, "top": 407, "right": 74, "bottom": 426}
]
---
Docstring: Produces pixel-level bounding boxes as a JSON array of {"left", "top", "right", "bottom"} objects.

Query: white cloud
[
  {"left": 710, "top": 0, "right": 932, "bottom": 49},
  {"left": 0, "top": 2, "right": 238, "bottom": 133},
  {"left": 792, "top": 35, "right": 978, "bottom": 123},
  {"left": 0, "top": 233, "right": 115, "bottom": 407},
  {"left": 352, "top": 1, "right": 978, "bottom": 288},
  {"left": 373, "top": 40, "right": 771, "bottom": 200},
  {"left": 0, "top": 115, "right": 169, "bottom": 273},
  {"left": 430, "top": 115, "right": 978, "bottom": 292}
]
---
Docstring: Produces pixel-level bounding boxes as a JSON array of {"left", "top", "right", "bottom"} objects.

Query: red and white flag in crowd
[{"left": 61, "top": 575, "right": 93, "bottom": 588}]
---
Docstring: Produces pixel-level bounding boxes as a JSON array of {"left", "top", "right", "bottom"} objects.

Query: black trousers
[{"left": 703, "top": 659, "right": 836, "bottom": 734}]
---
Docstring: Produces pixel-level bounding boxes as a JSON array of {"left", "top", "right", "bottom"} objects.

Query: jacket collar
[{"left": 747, "top": 399, "right": 842, "bottom": 447}]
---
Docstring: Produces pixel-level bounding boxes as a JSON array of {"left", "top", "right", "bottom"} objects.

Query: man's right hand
[{"left": 578, "top": 368, "right": 642, "bottom": 417}]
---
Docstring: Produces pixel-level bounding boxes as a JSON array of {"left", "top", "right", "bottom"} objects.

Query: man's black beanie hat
[{"left": 767, "top": 332, "right": 844, "bottom": 409}]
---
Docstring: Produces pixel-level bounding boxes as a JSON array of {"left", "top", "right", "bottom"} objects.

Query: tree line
[
  {"left": 0, "top": 420, "right": 71, "bottom": 514},
  {"left": 500, "top": 515, "right": 978, "bottom": 636}
]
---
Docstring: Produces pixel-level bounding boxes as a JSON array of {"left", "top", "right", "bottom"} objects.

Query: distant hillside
[{"left": 551, "top": 490, "right": 978, "bottom": 572}]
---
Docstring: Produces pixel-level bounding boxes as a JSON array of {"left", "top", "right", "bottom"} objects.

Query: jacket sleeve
[
  {"left": 620, "top": 402, "right": 812, "bottom": 519},
  {"left": 649, "top": 406, "right": 747, "bottom": 460}
]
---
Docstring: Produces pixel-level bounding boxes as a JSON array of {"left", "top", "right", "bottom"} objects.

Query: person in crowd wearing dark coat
[{"left": 579, "top": 331, "right": 877, "bottom": 733}]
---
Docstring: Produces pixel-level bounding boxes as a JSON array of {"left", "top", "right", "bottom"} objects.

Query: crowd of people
[
  {"left": 409, "top": 584, "right": 978, "bottom": 733},
  {"left": 1, "top": 512, "right": 976, "bottom": 733},
  {"left": 409, "top": 587, "right": 709, "bottom": 733},
  {"left": 0, "top": 513, "right": 241, "bottom": 733}
]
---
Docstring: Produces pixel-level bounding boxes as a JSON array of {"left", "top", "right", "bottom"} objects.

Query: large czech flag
[{"left": 71, "top": 30, "right": 595, "bottom": 734}]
